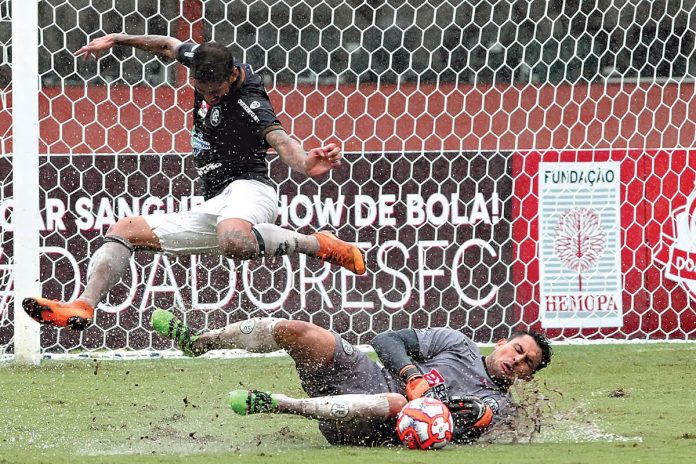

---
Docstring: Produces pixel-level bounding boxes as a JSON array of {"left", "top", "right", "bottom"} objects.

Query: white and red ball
[{"left": 396, "top": 397, "right": 454, "bottom": 450}]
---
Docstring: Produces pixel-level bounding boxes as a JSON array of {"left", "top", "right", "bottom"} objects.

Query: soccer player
[
  {"left": 22, "top": 34, "right": 365, "bottom": 330},
  {"left": 151, "top": 309, "right": 552, "bottom": 446}
]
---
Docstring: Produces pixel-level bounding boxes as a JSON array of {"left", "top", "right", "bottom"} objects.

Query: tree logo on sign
[{"left": 553, "top": 208, "right": 606, "bottom": 291}]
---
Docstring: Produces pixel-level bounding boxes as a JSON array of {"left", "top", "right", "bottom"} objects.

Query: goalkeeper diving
[{"left": 151, "top": 309, "right": 552, "bottom": 446}]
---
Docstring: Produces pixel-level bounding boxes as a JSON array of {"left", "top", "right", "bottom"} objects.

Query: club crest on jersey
[{"left": 210, "top": 107, "right": 222, "bottom": 126}]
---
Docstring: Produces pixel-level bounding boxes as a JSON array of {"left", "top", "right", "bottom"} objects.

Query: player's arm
[
  {"left": 74, "top": 34, "right": 182, "bottom": 62},
  {"left": 265, "top": 129, "right": 341, "bottom": 177},
  {"left": 371, "top": 329, "right": 431, "bottom": 401}
]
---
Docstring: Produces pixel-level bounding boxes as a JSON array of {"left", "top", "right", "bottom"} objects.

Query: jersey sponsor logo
[
  {"left": 330, "top": 401, "right": 350, "bottom": 418},
  {"left": 240, "top": 319, "right": 255, "bottom": 334},
  {"left": 250, "top": 101, "right": 261, "bottom": 110},
  {"left": 423, "top": 368, "right": 445, "bottom": 387},
  {"left": 191, "top": 135, "right": 210, "bottom": 151},
  {"left": 482, "top": 396, "right": 500, "bottom": 414},
  {"left": 198, "top": 101, "right": 209, "bottom": 119},
  {"left": 196, "top": 162, "right": 222, "bottom": 176},
  {"left": 340, "top": 338, "right": 354, "bottom": 356},
  {"left": 237, "top": 99, "right": 260, "bottom": 123},
  {"left": 210, "top": 107, "right": 222, "bottom": 126},
  {"left": 423, "top": 368, "right": 449, "bottom": 402}
]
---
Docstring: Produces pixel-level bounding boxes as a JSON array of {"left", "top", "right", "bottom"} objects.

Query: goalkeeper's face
[{"left": 486, "top": 335, "right": 543, "bottom": 383}]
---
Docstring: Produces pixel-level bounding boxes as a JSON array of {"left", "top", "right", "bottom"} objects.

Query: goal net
[{"left": 2, "top": 0, "right": 695, "bottom": 358}]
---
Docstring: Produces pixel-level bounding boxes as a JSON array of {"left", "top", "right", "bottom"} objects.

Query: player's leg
[
  {"left": 252, "top": 224, "right": 365, "bottom": 275},
  {"left": 152, "top": 309, "right": 336, "bottom": 367},
  {"left": 228, "top": 390, "right": 407, "bottom": 421},
  {"left": 22, "top": 216, "right": 161, "bottom": 330},
  {"left": 213, "top": 179, "right": 364, "bottom": 275},
  {"left": 24, "top": 209, "right": 220, "bottom": 330}
]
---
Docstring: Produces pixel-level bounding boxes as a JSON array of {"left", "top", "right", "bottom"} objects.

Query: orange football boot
[
  {"left": 22, "top": 297, "right": 94, "bottom": 331},
  {"left": 312, "top": 231, "right": 366, "bottom": 275}
]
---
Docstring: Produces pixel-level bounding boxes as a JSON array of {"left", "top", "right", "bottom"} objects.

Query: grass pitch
[{"left": 1, "top": 343, "right": 695, "bottom": 464}]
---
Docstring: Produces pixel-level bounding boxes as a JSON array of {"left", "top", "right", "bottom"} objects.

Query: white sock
[
  {"left": 274, "top": 394, "right": 395, "bottom": 421},
  {"left": 196, "top": 317, "right": 283, "bottom": 353},
  {"left": 252, "top": 224, "right": 319, "bottom": 257},
  {"left": 81, "top": 241, "right": 132, "bottom": 306}
]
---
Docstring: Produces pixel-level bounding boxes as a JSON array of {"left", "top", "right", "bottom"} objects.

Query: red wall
[{"left": 1, "top": 81, "right": 694, "bottom": 155}]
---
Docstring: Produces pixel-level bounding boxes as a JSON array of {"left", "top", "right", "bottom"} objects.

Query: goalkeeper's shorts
[
  {"left": 144, "top": 179, "right": 278, "bottom": 255},
  {"left": 297, "top": 333, "right": 401, "bottom": 446}
]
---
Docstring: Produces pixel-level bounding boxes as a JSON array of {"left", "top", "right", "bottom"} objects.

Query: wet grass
[{"left": 1, "top": 343, "right": 695, "bottom": 463}]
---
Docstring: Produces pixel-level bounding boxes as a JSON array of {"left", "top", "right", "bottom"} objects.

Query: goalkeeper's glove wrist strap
[{"left": 399, "top": 364, "right": 422, "bottom": 383}]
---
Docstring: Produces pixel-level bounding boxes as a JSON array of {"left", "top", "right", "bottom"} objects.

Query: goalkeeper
[
  {"left": 151, "top": 309, "right": 552, "bottom": 446},
  {"left": 22, "top": 34, "right": 365, "bottom": 331}
]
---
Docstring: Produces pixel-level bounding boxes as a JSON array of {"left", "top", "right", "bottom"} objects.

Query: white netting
[{"left": 1, "top": 0, "right": 695, "bottom": 356}]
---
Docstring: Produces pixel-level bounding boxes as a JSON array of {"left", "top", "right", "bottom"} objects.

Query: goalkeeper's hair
[
  {"left": 509, "top": 329, "right": 552, "bottom": 372},
  {"left": 191, "top": 42, "right": 236, "bottom": 84}
]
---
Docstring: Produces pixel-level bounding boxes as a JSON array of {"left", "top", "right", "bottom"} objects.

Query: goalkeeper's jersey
[
  {"left": 407, "top": 328, "right": 512, "bottom": 437},
  {"left": 177, "top": 43, "right": 284, "bottom": 199}
]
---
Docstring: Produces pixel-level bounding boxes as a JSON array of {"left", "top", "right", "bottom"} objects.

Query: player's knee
[
  {"left": 106, "top": 218, "right": 159, "bottom": 251},
  {"left": 273, "top": 320, "right": 315, "bottom": 345},
  {"left": 274, "top": 320, "right": 333, "bottom": 350},
  {"left": 386, "top": 393, "right": 408, "bottom": 416},
  {"left": 218, "top": 230, "right": 258, "bottom": 259},
  {"left": 106, "top": 218, "right": 136, "bottom": 238}
]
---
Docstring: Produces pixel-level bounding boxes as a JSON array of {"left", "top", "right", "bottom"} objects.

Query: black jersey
[{"left": 177, "top": 43, "right": 284, "bottom": 199}]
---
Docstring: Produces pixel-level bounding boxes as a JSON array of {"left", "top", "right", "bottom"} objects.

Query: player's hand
[
  {"left": 74, "top": 33, "right": 121, "bottom": 60},
  {"left": 448, "top": 395, "right": 494, "bottom": 430},
  {"left": 304, "top": 143, "right": 342, "bottom": 177},
  {"left": 400, "top": 364, "right": 433, "bottom": 400}
]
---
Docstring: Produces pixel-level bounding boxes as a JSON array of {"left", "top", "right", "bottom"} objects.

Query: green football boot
[
  {"left": 151, "top": 308, "right": 201, "bottom": 357},
  {"left": 229, "top": 389, "right": 278, "bottom": 415}
]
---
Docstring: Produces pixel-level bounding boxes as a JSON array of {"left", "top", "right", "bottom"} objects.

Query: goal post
[
  {"left": 2, "top": 1, "right": 696, "bottom": 362},
  {"left": 9, "top": 0, "right": 40, "bottom": 364}
]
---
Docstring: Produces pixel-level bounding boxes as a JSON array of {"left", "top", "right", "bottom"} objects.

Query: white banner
[{"left": 539, "top": 162, "right": 622, "bottom": 328}]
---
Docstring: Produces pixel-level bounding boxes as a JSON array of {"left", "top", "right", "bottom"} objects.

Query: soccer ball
[{"left": 396, "top": 397, "right": 454, "bottom": 450}]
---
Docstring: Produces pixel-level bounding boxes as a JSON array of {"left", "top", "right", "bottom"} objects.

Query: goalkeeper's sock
[
  {"left": 229, "top": 390, "right": 279, "bottom": 415},
  {"left": 251, "top": 224, "right": 319, "bottom": 257},
  {"left": 150, "top": 309, "right": 201, "bottom": 357},
  {"left": 270, "top": 393, "right": 403, "bottom": 421},
  {"left": 197, "top": 318, "right": 283, "bottom": 353}
]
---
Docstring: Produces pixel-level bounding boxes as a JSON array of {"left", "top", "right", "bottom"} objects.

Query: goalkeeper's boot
[
  {"left": 150, "top": 308, "right": 201, "bottom": 357},
  {"left": 312, "top": 231, "right": 365, "bottom": 275},
  {"left": 22, "top": 297, "right": 94, "bottom": 331},
  {"left": 229, "top": 389, "right": 278, "bottom": 416}
]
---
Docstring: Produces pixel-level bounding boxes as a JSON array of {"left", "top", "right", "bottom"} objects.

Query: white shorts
[{"left": 144, "top": 179, "right": 278, "bottom": 255}]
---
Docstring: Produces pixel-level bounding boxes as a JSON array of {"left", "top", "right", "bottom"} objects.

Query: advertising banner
[
  {"left": 538, "top": 162, "right": 622, "bottom": 328},
  {"left": 0, "top": 151, "right": 515, "bottom": 350}
]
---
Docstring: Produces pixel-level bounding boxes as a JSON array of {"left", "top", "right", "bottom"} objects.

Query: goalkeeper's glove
[
  {"left": 447, "top": 395, "right": 494, "bottom": 430},
  {"left": 400, "top": 364, "right": 432, "bottom": 400}
]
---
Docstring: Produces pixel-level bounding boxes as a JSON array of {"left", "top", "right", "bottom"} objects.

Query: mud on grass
[{"left": 1, "top": 344, "right": 695, "bottom": 464}]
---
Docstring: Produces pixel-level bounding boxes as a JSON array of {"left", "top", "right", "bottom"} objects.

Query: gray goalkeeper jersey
[{"left": 409, "top": 328, "right": 511, "bottom": 423}]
